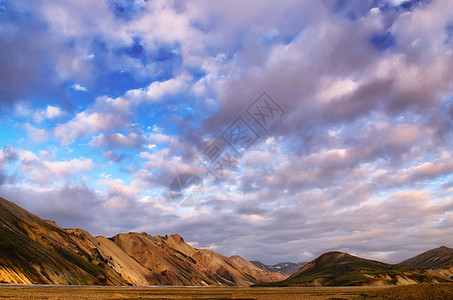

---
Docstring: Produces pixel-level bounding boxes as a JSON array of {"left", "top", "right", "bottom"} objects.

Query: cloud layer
[{"left": 0, "top": 0, "right": 452, "bottom": 264}]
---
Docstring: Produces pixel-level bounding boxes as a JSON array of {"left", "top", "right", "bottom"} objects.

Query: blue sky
[{"left": 0, "top": 0, "right": 452, "bottom": 264}]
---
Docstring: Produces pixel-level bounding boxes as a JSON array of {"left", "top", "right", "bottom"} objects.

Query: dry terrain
[
  {"left": 0, "top": 284, "right": 386, "bottom": 299},
  {"left": 0, "top": 283, "right": 452, "bottom": 300}
]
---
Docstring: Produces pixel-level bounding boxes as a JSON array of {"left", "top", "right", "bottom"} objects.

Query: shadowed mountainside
[
  {"left": 1, "top": 196, "right": 452, "bottom": 288},
  {"left": 0, "top": 196, "right": 284, "bottom": 286},
  {"left": 399, "top": 246, "right": 453, "bottom": 282},
  {"left": 255, "top": 251, "right": 453, "bottom": 287}
]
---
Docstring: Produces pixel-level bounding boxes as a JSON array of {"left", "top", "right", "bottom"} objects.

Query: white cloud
[
  {"left": 23, "top": 158, "right": 93, "bottom": 186},
  {"left": 14, "top": 103, "right": 31, "bottom": 117},
  {"left": 46, "top": 158, "right": 93, "bottom": 177},
  {"left": 71, "top": 83, "right": 88, "bottom": 92},
  {"left": 10, "top": 148, "right": 94, "bottom": 186},
  {"left": 32, "top": 105, "right": 65, "bottom": 123},
  {"left": 17, "top": 149, "right": 40, "bottom": 164},
  {"left": 54, "top": 95, "right": 132, "bottom": 145},
  {"left": 90, "top": 132, "right": 148, "bottom": 149},
  {"left": 241, "top": 214, "right": 268, "bottom": 223},
  {"left": 99, "top": 178, "right": 143, "bottom": 197},
  {"left": 55, "top": 73, "right": 188, "bottom": 146},
  {"left": 1, "top": 0, "right": 453, "bottom": 265},
  {"left": 24, "top": 123, "right": 50, "bottom": 143},
  {"left": 204, "top": 243, "right": 220, "bottom": 251},
  {"left": 125, "top": 74, "right": 191, "bottom": 103},
  {"left": 55, "top": 111, "right": 120, "bottom": 144},
  {"left": 317, "top": 78, "right": 359, "bottom": 103},
  {"left": 45, "top": 105, "right": 64, "bottom": 119},
  {"left": 388, "top": 0, "right": 408, "bottom": 5}
]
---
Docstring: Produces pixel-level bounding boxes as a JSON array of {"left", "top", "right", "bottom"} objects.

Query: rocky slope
[
  {"left": 2, "top": 196, "right": 452, "bottom": 287},
  {"left": 111, "top": 232, "right": 285, "bottom": 286},
  {"left": 0, "top": 196, "right": 122, "bottom": 285},
  {"left": 255, "top": 251, "right": 453, "bottom": 287},
  {"left": 0, "top": 196, "right": 283, "bottom": 286},
  {"left": 399, "top": 246, "right": 453, "bottom": 282},
  {"left": 228, "top": 255, "right": 286, "bottom": 283}
]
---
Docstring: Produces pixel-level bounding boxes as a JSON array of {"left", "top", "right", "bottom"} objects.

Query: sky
[{"left": 0, "top": 0, "right": 452, "bottom": 265}]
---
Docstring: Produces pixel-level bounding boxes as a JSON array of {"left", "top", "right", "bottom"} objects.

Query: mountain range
[
  {"left": 0, "top": 196, "right": 284, "bottom": 286},
  {"left": 254, "top": 249, "right": 453, "bottom": 287},
  {"left": 251, "top": 261, "right": 307, "bottom": 276},
  {"left": 1, "top": 196, "right": 453, "bottom": 287}
]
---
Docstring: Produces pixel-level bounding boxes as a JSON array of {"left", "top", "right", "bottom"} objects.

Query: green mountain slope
[
  {"left": 400, "top": 246, "right": 453, "bottom": 269},
  {"left": 255, "top": 251, "right": 452, "bottom": 287},
  {"left": 399, "top": 246, "right": 453, "bottom": 281}
]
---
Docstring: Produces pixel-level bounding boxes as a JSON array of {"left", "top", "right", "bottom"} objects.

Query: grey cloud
[
  {"left": 197, "top": 0, "right": 453, "bottom": 159},
  {"left": 134, "top": 191, "right": 451, "bottom": 264},
  {"left": 0, "top": 181, "right": 174, "bottom": 238},
  {"left": 91, "top": 132, "right": 148, "bottom": 149},
  {"left": 0, "top": 172, "right": 6, "bottom": 186},
  {"left": 0, "top": 182, "right": 102, "bottom": 229},
  {"left": 1, "top": 0, "right": 452, "bottom": 266},
  {"left": 0, "top": 146, "right": 19, "bottom": 186},
  {"left": 0, "top": 146, "right": 19, "bottom": 164},
  {"left": 0, "top": 1, "right": 88, "bottom": 109},
  {"left": 162, "top": 0, "right": 453, "bottom": 261},
  {"left": 102, "top": 150, "right": 126, "bottom": 163}
]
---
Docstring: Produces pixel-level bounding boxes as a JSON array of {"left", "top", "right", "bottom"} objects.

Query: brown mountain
[
  {"left": 399, "top": 246, "right": 453, "bottom": 281},
  {"left": 0, "top": 195, "right": 124, "bottom": 285},
  {"left": 255, "top": 251, "right": 453, "bottom": 287},
  {"left": 0, "top": 196, "right": 283, "bottom": 286},
  {"left": 228, "top": 255, "right": 286, "bottom": 283},
  {"left": 111, "top": 232, "right": 285, "bottom": 286}
]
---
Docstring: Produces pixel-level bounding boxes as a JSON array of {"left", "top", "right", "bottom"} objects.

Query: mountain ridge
[
  {"left": 1, "top": 196, "right": 452, "bottom": 287},
  {"left": 254, "top": 250, "right": 453, "bottom": 287},
  {"left": 250, "top": 261, "right": 307, "bottom": 276},
  {"left": 400, "top": 246, "right": 453, "bottom": 269},
  {"left": 0, "top": 196, "right": 284, "bottom": 286},
  {"left": 399, "top": 246, "right": 453, "bottom": 282}
]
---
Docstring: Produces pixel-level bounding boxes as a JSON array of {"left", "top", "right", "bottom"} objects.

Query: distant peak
[
  {"left": 311, "top": 251, "right": 352, "bottom": 265},
  {"left": 319, "top": 251, "right": 349, "bottom": 258}
]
